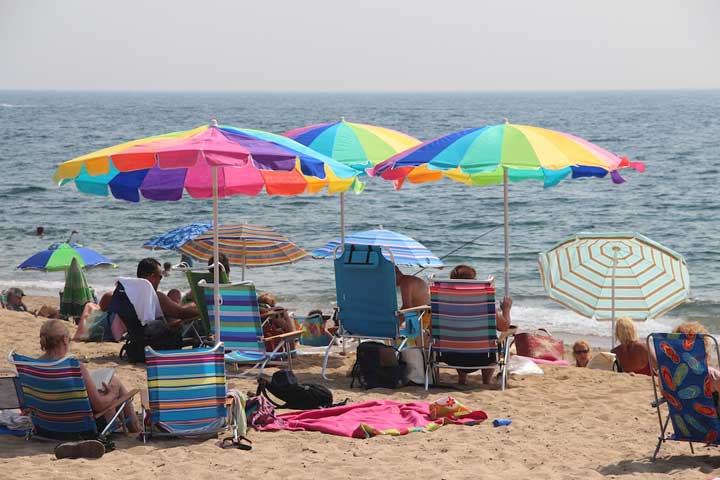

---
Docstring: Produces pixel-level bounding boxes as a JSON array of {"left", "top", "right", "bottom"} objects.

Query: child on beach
[
  {"left": 167, "top": 289, "right": 182, "bottom": 304},
  {"left": 572, "top": 340, "right": 592, "bottom": 367}
]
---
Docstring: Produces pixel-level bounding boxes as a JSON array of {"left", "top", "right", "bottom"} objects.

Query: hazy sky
[{"left": 1, "top": 0, "right": 718, "bottom": 91}]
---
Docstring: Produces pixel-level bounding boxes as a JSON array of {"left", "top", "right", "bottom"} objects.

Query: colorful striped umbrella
[
  {"left": 60, "top": 257, "right": 94, "bottom": 318},
  {"left": 179, "top": 224, "right": 308, "bottom": 280},
  {"left": 17, "top": 242, "right": 115, "bottom": 271},
  {"left": 52, "top": 120, "right": 358, "bottom": 340},
  {"left": 283, "top": 119, "right": 421, "bottom": 245},
  {"left": 369, "top": 123, "right": 645, "bottom": 295},
  {"left": 538, "top": 232, "right": 689, "bottom": 348},
  {"left": 311, "top": 229, "right": 442, "bottom": 268}
]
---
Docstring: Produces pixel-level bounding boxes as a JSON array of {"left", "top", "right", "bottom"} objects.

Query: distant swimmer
[{"left": 36, "top": 226, "right": 44, "bottom": 236}]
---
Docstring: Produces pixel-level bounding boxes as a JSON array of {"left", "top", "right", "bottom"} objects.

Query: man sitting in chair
[
  {"left": 395, "top": 266, "right": 430, "bottom": 310},
  {"left": 137, "top": 258, "right": 199, "bottom": 329}
]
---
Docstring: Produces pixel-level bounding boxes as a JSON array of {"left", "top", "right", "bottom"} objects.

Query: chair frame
[
  {"left": 8, "top": 351, "right": 137, "bottom": 440},
  {"left": 647, "top": 332, "right": 720, "bottom": 461},
  {"left": 179, "top": 264, "right": 231, "bottom": 345},
  {"left": 199, "top": 280, "right": 303, "bottom": 378},
  {"left": 321, "top": 244, "right": 430, "bottom": 380},
  {"left": 424, "top": 278, "right": 514, "bottom": 391}
]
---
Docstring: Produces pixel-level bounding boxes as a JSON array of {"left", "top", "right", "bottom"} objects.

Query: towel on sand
[{"left": 257, "top": 399, "right": 487, "bottom": 438}]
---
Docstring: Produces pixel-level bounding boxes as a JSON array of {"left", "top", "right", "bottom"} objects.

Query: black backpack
[
  {"left": 351, "top": 341, "right": 405, "bottom": 389},
  {"left": 257, "top": 370, "right": 335, "bottom": 410}
]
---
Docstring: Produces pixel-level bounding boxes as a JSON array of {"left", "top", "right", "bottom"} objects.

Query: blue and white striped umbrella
[
  {"left": 538, "top": 232, "right": 690, "bottom": 322},
  {"left": 143, "top": 222, "right": 213, "bottom": 251},
  {"left": 312, "top": 229, "right": 443, "bottom": 267}
]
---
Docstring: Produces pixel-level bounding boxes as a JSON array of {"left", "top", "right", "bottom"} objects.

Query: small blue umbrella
[
  {"left": 143, "top": 222, "right": 213, "bottom": 251},
  {"left": 312, "top": 229, "right": 443, "bottom": 267},
  {"left": 17, "top": 242, "right": 115, "bottom": 271}
]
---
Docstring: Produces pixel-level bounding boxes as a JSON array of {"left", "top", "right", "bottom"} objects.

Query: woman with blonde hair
[
  {"left": 38, "top": 319, "right": 140, "bottom": 433},
  {"left": 611, "top": 317, "right": 651, "bottom": 375}
]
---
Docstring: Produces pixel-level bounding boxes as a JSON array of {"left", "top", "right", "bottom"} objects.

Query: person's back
[
  {"left": 395, "top": 267, "right": 429, "bottom": 309},
  {"left": 612, "top": 340, "right": 650, "bottom": 375}
]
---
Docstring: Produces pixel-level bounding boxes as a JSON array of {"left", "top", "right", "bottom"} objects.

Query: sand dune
[{"left": 1, "top": 297, "right": 719, "bottom": 479}]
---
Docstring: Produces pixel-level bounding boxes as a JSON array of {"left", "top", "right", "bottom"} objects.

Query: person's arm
[
  {"left": 496, "top": 296, "right": 512, "bottom": 332},
  {"left": 80, "top": 364, "right": 120, "bottom": 413},
  {"left": 157, "top": 291, "right": 199, "bottom": 321}
]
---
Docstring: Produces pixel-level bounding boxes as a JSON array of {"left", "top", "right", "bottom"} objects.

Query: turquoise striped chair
[
  {"left": 142, "top": 343, "right": 246, "bottom": 444},
  {"left": 425, "top": 279, "right": 513, "bottom": 391},
  {"left": 9, "top": 352, "right": 136, "bottom": 440},
  {"left": 200, "top": 281, "right": 302, "bottom": 377}
]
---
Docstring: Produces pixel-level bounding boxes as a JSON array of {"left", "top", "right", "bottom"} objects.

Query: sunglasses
[{"left": 573, "top": 349, "right": 590, "bottom": 354}]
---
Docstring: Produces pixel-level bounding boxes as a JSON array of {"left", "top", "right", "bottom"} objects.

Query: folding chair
[
  {"left": 184, "top": 267, "right": 230, "bottom": 340},
  {"left": 0, "top": 370, "right": 29, "bottom": 436},
  {"left": 425, "top": 278, "right": 513, "bottom": 391},
  {"left": 8, "top": 352, "right": 137, "bottom": 441},
  {"left": 321, "top": 244, "right": 429, "bottom": 379},
  {"left": 141, "top": 343, "right": 247, "bottom": 446},
  {"left": 201, "top": 280, "right": 302, "bottom": 377},
  {"left": 648, "top": 332, "right": 720, "bottom": 461}
]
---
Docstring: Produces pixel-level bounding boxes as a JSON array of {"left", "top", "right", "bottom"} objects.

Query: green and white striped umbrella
[{"left": 538, "top": 232, "right": 690, "bottom": 324}]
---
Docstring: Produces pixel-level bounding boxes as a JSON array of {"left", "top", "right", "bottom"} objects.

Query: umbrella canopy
[
  {"left": 60, "top": 257, "right": 94, "bottom": 318},
  {"left": 17, "top": 242, "right": 115, "bottom": 271},
  {"left": 284, "top": 119, "right": 421, "bottom": 246},
  {"left": 312, "top": 229, "right": 443, "bottom": 267},
  {"left": 369, "top": 123, "right": 645, "bottom": 295},
  {"left": 143, "top": 222, "right": 213, "bottom": 251},
  {"left": 52, "top": 120, "right": 359, "bottom": 341},
  {"left": 179, "top": 224, "right": 308, "bottom": 279},
  {"left": 538, "top": 232, "right": 690, "bottom": 347}
]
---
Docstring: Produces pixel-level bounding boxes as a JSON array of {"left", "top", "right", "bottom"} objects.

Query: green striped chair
[
  {"left": 184, "top": 268, "right": 230, "bottom": 339},
  {"left": 142, "top": 343, "right": 246, "bottom": 445},
  {"left": 9, "top": 352, "right": 137, "bottom": 440},
  {"left": 200, "top": 281, "right": 302, "bottom": 377}
]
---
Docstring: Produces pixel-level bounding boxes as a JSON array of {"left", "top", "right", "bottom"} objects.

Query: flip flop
[{"left": 54, "top": 439, "right": 105, "bottom": 459}]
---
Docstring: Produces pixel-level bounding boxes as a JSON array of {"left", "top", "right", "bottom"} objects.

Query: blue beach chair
[
  {"left": 201, "top": 281, "right": 302, "bottom": 377},
  {"left": 425, "top": 279, "right": 513, "bottom": 391},
  {"left": 648, "top": 332, "right": 720, "bottom": 461},
  {"left": 321, "top": 244, "right": 429, "bottom": 379},
  {"left": 8, "top": 352, "right": 137, "bottom": 440},
  {"left": 184, "top": 267, "right": 230, "bottom": 340},
  {"left": 141, "top": 343, "right": 248, "bottom": 446}
]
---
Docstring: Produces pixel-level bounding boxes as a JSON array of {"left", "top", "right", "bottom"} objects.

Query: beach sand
[{"left": 1, "top": 296, "right": 719, "bottom": 479}]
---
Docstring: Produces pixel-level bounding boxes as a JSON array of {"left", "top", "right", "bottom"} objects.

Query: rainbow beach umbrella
[
  {"left": 538, "top": 232, "right": 689, "bottom": 349},
  {"left": 369, "top": 122, "right": 645, "bottom": 295},
  {"left": 284, "top": 119, "right": 421, "bottom": 244},
  {"left": 179, "top": 224, "right": 308, "bottom": 280},
  {"left": 18, "top": 242, "right": 115, "bottom": 271},
  {"left": 52, "top": 120, "right": 360, "bottom": 340}
]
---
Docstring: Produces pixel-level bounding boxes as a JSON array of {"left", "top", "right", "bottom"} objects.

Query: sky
[{"left": 0, "top": 0, "right": 718, "bottom": 92}]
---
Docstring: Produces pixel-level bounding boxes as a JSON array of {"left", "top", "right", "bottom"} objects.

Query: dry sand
[{"left": 1, "top": 296, "right": 719, "bottom": 479}]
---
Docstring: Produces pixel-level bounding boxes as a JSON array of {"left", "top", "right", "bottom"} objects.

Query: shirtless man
[
  {"left": 137, "top": 258, "right": 199, "bottom": 327},
  {"left": 395, "top": 266, "right": 430, "bottom": 309}
]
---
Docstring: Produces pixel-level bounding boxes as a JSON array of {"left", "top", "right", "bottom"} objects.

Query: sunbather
[
  {"left": 611, "top": 317, "right": 650, "bottom": 375},
  {"left": 441, "top": 264, "right": 512, "bottom": 385},
  {"left": 167, "top": 289, "right": 182, "bottom": 304},
  {"left": 664, "top": 321, "right": 720, "bottom": 395},
  {"left": 395, "top": 266, "right": 429, "bottom": 310},
  {"left": 137, "top": 258, "right": 198, "bottom": 327},
  {"left": 208, "top": 253, "right": 231, "bottom": 277},
  {"left": 572, "top": 340, "right": 592, "bottom": 367},
  {"left": 4, "top": 287, "right": 28, "bottom": 312},
  {"left": 258, "top": 292, "right": 295, "bottom": 333},
  {"left": 38, "top": 319, "right": 140, "bottom": 432}
]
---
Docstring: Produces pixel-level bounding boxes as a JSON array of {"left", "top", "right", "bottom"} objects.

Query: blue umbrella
[
  {"left": 143, "top": 222, "right": 213, "bottom": 251},
  {"left": 17, "top": 242, "right": 115, "bottom": 271},
  {"left": 312, "top": 229, "right": 443, "bottom": 267}
]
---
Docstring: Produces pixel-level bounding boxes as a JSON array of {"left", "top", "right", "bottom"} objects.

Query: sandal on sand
[{"left": 54, "top": 439, "right": 106, "bottom": 459}]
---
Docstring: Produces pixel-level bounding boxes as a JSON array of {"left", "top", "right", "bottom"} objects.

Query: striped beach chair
[
  {"left": 9, "top": 352, "right": 137, "bottom": 440},
  {"left": 184, "top": 268, "right": 230, "bottom": 340},
  {"left": 201, "top": 281, "right": 302, "bottom": 377},
  {"left": 648, "top": 332, "right": 720, "bottom": 461},
  {"left": 425, "top": 279, "right": 513, "bottom": 390},
  {"left": 142, "top": 343, "right": 246, "bottom": 444},
  {"left": 322, "top": 244, "right": 429, "bottom": 379}
]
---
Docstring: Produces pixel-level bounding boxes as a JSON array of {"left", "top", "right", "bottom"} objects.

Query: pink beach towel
[
  {"left": 514, "top": 355, "right": 569, "bottom": 366},
  {"left": 257, "top": 400, "right": 487, "bottom": 438}
]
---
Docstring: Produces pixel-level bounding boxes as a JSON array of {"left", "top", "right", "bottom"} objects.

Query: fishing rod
[{"left": 413, "top": 225, "right": 500, "bottom": 276}]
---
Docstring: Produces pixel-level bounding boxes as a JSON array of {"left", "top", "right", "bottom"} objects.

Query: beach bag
[
  {"left": 400, "top": 347, "right": 427, "bottom": 385},
  {"left": 351, "top": 341, "right": 405, "bottom": 389},
  {"left": 257, "top": 370, "right": 334, "bottom": 410},
  {"left": 514, "top": 328, "right": 564, "bottom": 361},
  {"left": 245, "top": 394, "right": 277, "bottom": 429}
]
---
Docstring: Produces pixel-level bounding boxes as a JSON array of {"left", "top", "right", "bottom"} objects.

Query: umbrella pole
[
  {"left": 611, "top": 246, "right": 619, "bottom": 350},
  {"left": 340, "top": 192, "right": 346, "bottom": 247},
  {"left": 503, "top": 167, "right": 510, "bottom": 297},
  {"left": 212, "top": 167, "right": 221, "bottom": 346}
]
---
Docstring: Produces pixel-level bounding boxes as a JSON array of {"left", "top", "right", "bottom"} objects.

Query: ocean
[{"left": 1, "top": 90, "right": 718, "bottom": 345}]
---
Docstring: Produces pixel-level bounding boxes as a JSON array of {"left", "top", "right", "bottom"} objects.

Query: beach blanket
[{"left": 257, "top": 399, "right": 487, "bottom": 438}]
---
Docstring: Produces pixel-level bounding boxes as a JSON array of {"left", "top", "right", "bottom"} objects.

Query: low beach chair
[
  {"left": 184, "top": 268, "right": 230, "bottom": 340},
  {"left": 141, "top": 343, "right": 248, "bottom": 447},
  {"left": 424, "top": 278, "right": 513, "bottom": 391},
  {"left": 200, "top": 280, "right": 302, "bottom": 377},
  {"left": 321, "top": 244, "right": 429, "bottom": 380},
  {"left": 648, "top": 332, "right": 720, "bottom": 461},
  {"left": 8, "top": 352, "right": 138, "bottom": 441}
]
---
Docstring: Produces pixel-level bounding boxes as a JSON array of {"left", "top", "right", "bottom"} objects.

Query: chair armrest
[
  {"left": 651, "top": 397, "right": 667, "bottom": 408},
  {"left": 94, "top": 388, "right": 139, "bottom": 419},
  {"left": 140, "top": 389, "right": 150, "bottom": 412},
  {"left": 263, "top": 329, "right": 303, "bottom": 342},
  {"left": 398, "top": 305, "right": 431, "bottom": 314}
]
